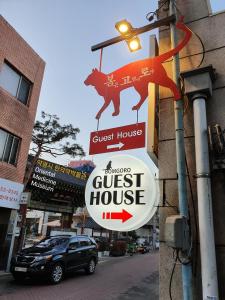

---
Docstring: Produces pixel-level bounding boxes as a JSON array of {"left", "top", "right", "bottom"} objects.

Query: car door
[
  {"left": 65, "top": 237, "right": 83, "bottom": 270},
  {"left": 77, "top": 237, "right": 95, "bottom": 266}
]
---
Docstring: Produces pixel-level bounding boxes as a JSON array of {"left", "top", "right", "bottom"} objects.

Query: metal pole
[
  {"left": 169, "top": 1, "right": 193, "bottom": 299},
  {"left": 6, "top": 211, "right": 18, "bottom": 272},
  {"left": 91, "top": 15, "right": 175, "bottom": 51},
  {"left": 192, "top": 94, "right": 219, "bottom": 299}
]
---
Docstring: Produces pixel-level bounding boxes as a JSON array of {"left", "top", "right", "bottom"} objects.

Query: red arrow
[{"left": 102, "top": 209, "right": 133, "bottom": 223}]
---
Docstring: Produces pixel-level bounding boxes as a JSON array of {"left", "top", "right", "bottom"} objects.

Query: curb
[{"left": 0, "top": 272, "right": 11, "bottom": 278}]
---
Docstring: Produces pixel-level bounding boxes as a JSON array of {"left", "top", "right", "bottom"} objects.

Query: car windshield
[{"left": 36, "top": 237, "right": 69, "bottom": 248}]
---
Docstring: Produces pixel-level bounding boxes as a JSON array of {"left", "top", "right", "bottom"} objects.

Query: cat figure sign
[
  {"left": 85, "top": 155, "right": 159, "bottom": 231},
  {"left": 84, "top": 16, "right": 192, "bottom": 119}
]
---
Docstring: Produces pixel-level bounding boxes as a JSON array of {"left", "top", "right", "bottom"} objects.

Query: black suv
[{"left": 10, "top": 235, "right": 98, "bottom": 284}]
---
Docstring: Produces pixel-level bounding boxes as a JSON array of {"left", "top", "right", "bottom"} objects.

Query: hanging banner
[
  {"left": 85, "top": 155, "right": 159, "bottom": 231},
  {"left": 0, "top": 178, "right": 23, "bottom": 210},
  {"left": 84, "top": 17, "right": 192, "bottom": 119}
]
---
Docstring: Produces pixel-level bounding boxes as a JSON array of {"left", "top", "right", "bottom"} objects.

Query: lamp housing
[
  {"left": 126, "top": 36, "right": 142, "bottom": 52},
  {"left": 115, "top": 19, "right": 133, "bottom": 37}
]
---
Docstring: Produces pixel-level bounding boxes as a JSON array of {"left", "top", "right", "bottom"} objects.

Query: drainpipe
[
  {"left": 181, "top": 66, "right": 219, "bottom": 299},
  {"left": 6, "top": 210, "right": 18, "bottom": 272},
  {"left": 169, "top": 1, "right": 193, "bottom": 299},
  {"left": 192, "top": 94, "right": 219, "bottom": 299}
]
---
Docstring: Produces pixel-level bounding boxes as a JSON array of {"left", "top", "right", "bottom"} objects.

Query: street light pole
[
  {"left": 91, "top": 15, "right": 175, "bottom": 52},
  {"left": 169, "top": 1, "right": 193, "bottom": 299}
]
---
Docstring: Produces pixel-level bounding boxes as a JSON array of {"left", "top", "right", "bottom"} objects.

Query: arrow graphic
[
  {"left": 102, "top": 209, "right": 133, "bottom": 223},
  {"left": 106, "top": 142, "right": 124, "bottom": 150}
]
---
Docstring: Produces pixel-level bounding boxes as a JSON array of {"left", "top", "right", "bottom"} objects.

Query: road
[{"left": 0, "top": 252, "right": 159, "bottom": 300}]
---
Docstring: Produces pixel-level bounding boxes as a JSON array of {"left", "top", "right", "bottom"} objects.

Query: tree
[
  {"left": 24, "top": 111, "right": 85, "bottom": 186},
  {"left": 18, "top": 112, "right": 85, "bottom": 251}
]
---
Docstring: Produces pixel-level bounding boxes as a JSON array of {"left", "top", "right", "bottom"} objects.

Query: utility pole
[{"left": 169, "top": 0, "right": 193, "bottom": 299}]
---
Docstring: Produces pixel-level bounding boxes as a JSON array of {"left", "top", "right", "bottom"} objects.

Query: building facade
[
  {"left": 0, "top": 15, "right": 45, "bottom": 270},
  {"left": 158, "top": 0, "right": 225, "bottom": 298}
]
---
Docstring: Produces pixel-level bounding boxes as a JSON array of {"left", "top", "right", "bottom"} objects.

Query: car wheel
[
  {"left": 49, "top": 263, "right": 64, "bottom": 284},
  {"left": 12, "top": 272, "right": 26, "bottom": 283},
  {"left": 85, "top": 259, "right": 96, "bottom": 275}
]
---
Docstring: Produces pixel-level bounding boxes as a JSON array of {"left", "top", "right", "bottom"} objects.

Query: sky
[
  {"left": 1, "top": 0, "right": 224, "bottom": 174},
  {"left": 0, "top": 0, "right": 159, "bottom": 173},
  {"left": 210, "top": 1, "right": 225, "bottom": 13}
]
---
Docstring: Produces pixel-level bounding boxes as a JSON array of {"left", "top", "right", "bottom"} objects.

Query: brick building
[{"left": 0, "top": 15, "right": 45, "bottom": 270}]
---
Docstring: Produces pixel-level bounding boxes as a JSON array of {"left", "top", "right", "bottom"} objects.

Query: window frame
[
  {"left": 78, "top": 237, "right": 92, "bottom": 247},
  {"left": 68, "top": 237, "right": 80, "bottom": 250},
  {"left": 17, "top": 76, "right": 32, "bottom": 105},
  {"left": 0, "top": 128, "right": 21, "bottom": 166},
  {"left": 0, "top": 61, "right": 32, "bottom": 106}
]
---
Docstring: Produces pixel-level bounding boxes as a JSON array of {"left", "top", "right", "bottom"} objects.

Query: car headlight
[{"left": 35, "top": 255, "right": 52, "bottom": 262}]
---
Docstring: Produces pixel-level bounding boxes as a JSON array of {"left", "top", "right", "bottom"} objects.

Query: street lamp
[
  {"left": 126, "top": 36, "right": 141, "bottom": 52},
  {"left": 91, "top": 15, "right": 175, "bottom": 52},
  {"left": 115, "top": 19, "right": 141, "bottom": 52},
  {"left": 115, "top": 19, "right": 133, "bottom": 35}
]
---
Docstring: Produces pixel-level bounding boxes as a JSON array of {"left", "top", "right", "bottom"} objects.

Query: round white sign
[{"left": 85, "top": 155, "right": 159, "bottom": 231}]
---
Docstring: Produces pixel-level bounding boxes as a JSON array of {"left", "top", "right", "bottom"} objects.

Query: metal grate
[{"left": 17, "top": 256, "right": 35, "bottom": 264}]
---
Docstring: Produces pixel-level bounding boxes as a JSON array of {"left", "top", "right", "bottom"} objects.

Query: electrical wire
[
  {"left": 165, "top": 200, "right": 179, "bottom": 212},
  {"left": 169, "top": 248, "right": 192, "bottom": 300},
  {"left": 183, "top": 95, "right": 190, "bottom": 115},
  {"left": 173, "top": 1, "right": 205, "bottom": 68},
  {"left": 192, "top": 31, "right": 205, "bottom": 68},
  {"left": 184, "top": 152, "right": 199, "bottom": 277},
  {"left": 146, "top": 0, "right": 206, "bottom": 69},
  {"left": 181, "top": 94, "right": 199, "bottom": 276},
  {"left": 185, "top": 155, "right": 198, "bottom": 241},
  {"left": 184, "top": 27, "right": 205, "bottom": 68},
  {"left": 169, "top": 249, "right": 179, "bottom": 300},
  {"left": 161, "top": 179, "right": 179, "bottom": 212},
  {"left": 177, "top": 252, "right": 191, "bottom": 265}
]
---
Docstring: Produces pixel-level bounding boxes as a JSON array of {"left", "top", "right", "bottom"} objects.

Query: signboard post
[
  {"left": 89, "top": 123, "right": 145, "bottom": 155},
  {"left": 20, "top": 192, "right": 31, "bottom": 205},
  {"left": 85, "top": 155, "right": 159, "bottom": 231},
  {"left": 147, "top": 35, "right": 159, "bottom": 166}
]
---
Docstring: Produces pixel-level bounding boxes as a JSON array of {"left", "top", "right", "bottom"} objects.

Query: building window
[
  {"left": 0, "top": 129, "right": 20, "bottom": 165},
  {"left": 0, "top": 62, "right": 31, "bottom": 105}
]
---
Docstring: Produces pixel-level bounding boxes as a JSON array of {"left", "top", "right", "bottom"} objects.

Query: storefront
[{"left": 0, "top": 178, "right": 23, "bottom": 270}]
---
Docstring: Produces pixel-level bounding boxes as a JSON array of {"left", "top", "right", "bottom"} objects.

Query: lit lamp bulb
[
  {"left": 118, "top": 23, "right": 129, "bottom": 34},
  {"left": 115, "top": 19, "right": 132, "bottom": 35},
  {"left": 115, "top": 19, "right": 141, "bottom": 53},
  {"left": 127, "top": 36, "right": 141, "bottom": 52}
]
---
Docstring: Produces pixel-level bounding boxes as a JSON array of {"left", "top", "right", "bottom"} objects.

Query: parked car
[{"left": 11, "top": 235, "right": 98, "bottom": 284}]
